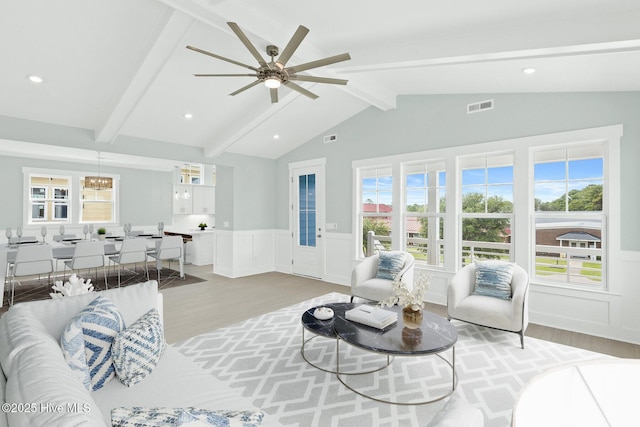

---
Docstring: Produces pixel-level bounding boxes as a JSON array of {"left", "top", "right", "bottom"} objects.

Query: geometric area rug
[{"left": 174, "top": 293, "right": 613, "bottom": 427}]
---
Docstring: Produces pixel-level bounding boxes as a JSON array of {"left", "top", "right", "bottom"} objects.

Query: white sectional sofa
[{"left": 0, "top": 281, "right": 280, "bottom": 426}]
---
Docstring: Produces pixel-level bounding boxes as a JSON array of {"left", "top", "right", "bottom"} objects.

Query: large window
[
  {"left": 460, "top": 154, "right": 514, "bottom": 265},
  {"left": 361, "top": 167, "right": 393, "bottom": 254},
  {"left": 404, "top": 162, "right": 446, "bottom": 266},
  {"left": 353, "top": 125, "right": 618, "bottom": 291},
  {"left": 533, "top": 145, "right": 605, "bottom": 287},
  {"left": 28, "top": 175, "right": 70, "bottom": 223}
]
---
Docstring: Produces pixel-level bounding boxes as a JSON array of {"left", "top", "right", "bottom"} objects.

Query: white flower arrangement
[
  {"left": 49, "top": 274, "right": 94, "bottom": 298},
  {"left": 379, "top": 270, "right": 430, "bottom": 311}
]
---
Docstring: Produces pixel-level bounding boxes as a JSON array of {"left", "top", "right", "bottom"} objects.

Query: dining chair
[
  {"left": 148, "top": 235, "right": 184, "bottom": 282},
  {"left": 9, "top": 244, "right": 54, "bottom": 306},
  {"left": 108, "top": 238, "right": 149, "bottom": 287},
  {"left": 64, "top": 241, "right": 108, "bottom": 289}
]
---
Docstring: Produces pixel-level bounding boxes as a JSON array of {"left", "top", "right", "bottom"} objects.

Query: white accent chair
[
  {"left": 447, "top": 262, "right": 530, "bottom": 348},
  {"left": 148, "top": 236, "right": 184, "bottom": 282},
  {"left": 9, "top": 244, "right": 54, "bottom": 305},
  {"left": 64, "top": 241, "right": 108, "bottom": 289},
  {"left": 108, "top": 238, "right": 149, "bottom": 287},
  {"left": 350, "top": 251, "right": 415, "bottom": 302}
]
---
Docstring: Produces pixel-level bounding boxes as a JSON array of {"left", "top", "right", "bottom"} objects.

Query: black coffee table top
[
  {"left": 334, "top": 304, "right": 457, "bottom": 356},
  {"left": 301, "top": 302, "right": 356, "bottom": 338},
  {"left": 302, "top": 302, "right": 457, "bottom": 356}
]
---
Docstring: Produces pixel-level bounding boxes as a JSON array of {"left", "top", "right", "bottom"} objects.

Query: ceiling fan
[{"left": 186, "top": 22, "right": 351, "bottom": 103}]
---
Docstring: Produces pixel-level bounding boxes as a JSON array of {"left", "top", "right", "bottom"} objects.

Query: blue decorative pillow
[
  {"left": 110, "top": 407, "right": 264, "bottom": 427},
  {"left": 61, "top": 295, "right": 126, "bottom": 392},
  {"left": 112, "top": 308, "right": 166, "bottom": 387},
  {"left": 375, "top": 251, "right": 406, "bottom": 280},
  {"left": 473, "top": 261, "right": 515, "bottom": 300}
]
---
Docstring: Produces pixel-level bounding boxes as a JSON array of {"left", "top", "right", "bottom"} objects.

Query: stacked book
[{"left": 345, "top": 305, "right": 397, "bottom": 329}]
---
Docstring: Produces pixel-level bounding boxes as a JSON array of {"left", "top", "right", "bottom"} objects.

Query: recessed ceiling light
[
  {"left": 27, "top": 75, "right": 43, "bottom": 83},
  {"left": 522, "top": 68, "right": 536, "bottom": 75},
  {"left": 273, "top": 134, "right": 280, "bottom": 140},
  {"left": 183, "top": 113, "right": 193, "bottom": 119}
]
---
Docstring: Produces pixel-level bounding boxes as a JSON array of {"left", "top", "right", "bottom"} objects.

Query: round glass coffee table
[
  {"left": 301, "top": 302, "right": 392, "bottom": 374},
  {"left": 333, "top": 304, "right": 458, "bottom": 405}
]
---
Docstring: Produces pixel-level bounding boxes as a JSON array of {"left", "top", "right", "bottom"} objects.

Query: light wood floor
[{"left": 164, "top": 265, "right": 640, "bottom": 359}]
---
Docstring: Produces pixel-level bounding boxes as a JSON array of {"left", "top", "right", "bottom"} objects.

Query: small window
[
  {"left": 28, "top": 175, "right": 70, "bottom": 224},
  {"left": 360, "top": 167, "right": 393, "bottom": 254}
]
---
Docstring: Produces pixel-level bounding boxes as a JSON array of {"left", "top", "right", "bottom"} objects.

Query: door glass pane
[{"left": 299, "top": 174, "right": 316, "bottom": 247}]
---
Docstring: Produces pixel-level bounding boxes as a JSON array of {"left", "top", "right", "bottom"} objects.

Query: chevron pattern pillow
[
  {"left": 60, "top": 295, "right": 126, "bottom": 392},
  {"left": 112, "top": 308, "right": 166, "bottom": 387}
]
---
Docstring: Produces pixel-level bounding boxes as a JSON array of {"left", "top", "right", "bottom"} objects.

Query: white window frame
[
  {"left": 459, "top": 152, "right": 515, "bottom": 266},
  {"left": 27, "top": 174, "right": 71, "bottom": 224},
  {"left": 79, "top": 176, "right": 117, "bottom": 224},
  {"left": 403, "top": 161, "right": 447, "bottom": 268},
  {"left": 23, "top": 167, "right": 120, "bottom": 227},
  {"left": 352, "top": 125, "right": 621, "bottom": 294},
  {"left": 531, "top": 142, "right": 607, "bottom": 290}
]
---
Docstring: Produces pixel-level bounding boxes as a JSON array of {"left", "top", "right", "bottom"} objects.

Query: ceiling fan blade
[
  {"left": 229, "top": 80, "right": 262, "bottom": 96},
  {"left": 227, "top": 22, "right": 269, "bottom": 68},
  {"left": 270, "top": 88, "right": 278, "bottom": 103},
  {"left": 283, "top": 81, "right": 318, "bottom": 100},
  {"left": 186, "top": 45, "right": 259, "bottom": 72},
  {"left": 286, "top": 53, "right": 351, "bottom": 74},
  {"left": 194, "top": 73, "right": 257, "bottom": 77},
  {"left": 288, "top": 75, "right": 348, "bottom": 85},
  {"left": 275, "top": 25, "right": 309, "bottom": 70}
]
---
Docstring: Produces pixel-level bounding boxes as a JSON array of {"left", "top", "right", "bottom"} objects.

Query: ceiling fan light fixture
[{"left": 264, "top": 77, "right": 281, "bottom": 89}]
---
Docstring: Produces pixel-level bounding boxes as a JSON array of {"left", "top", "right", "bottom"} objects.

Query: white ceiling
[{"left": 1, "top": 0, "right": 639, "bottom": 161}]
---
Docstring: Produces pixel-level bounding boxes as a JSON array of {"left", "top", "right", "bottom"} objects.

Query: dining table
[{"left": 0, "top": 236, "right": 163, "bottom": 308}]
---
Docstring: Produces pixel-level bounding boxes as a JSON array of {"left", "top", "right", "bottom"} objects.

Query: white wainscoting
[
  {"left": 213, "top": 229, "right": 275, "bottom": 278},
  {"left": 525, "top": 249, "right": 640, "bottom": 345}
]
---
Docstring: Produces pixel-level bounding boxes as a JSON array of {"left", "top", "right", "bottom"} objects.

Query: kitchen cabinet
[
  {"left": 172, "top": 185, "right": 192, "bottom": 214},
  {"left": 192, "top": 186, "right": 215, "bottom": 214}
]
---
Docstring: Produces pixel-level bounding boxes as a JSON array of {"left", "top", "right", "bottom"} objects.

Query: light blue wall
[
  {"left": 0, "top": 155, "right": 173, "bottom": 228},
  {"left": 215, "top": 152, "right": 276, "bottom": 230},
  {"left": 276, "top": 92, "right": 640, "bottom": 251}
]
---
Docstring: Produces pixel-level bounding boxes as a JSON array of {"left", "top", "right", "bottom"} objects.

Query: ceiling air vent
[
  {"left": 323, "top": 134, "right": 337, "bottom": 143},
  {"left": 467, "top": 99, "right": 494, "bottom": 114}
]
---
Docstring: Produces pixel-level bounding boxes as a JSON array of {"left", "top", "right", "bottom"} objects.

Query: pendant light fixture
[{"left": 84, "top": 151, "right": 113, "bottom": 191}]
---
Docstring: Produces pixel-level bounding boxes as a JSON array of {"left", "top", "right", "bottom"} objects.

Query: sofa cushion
[
  {"left": 375, "top": 251, "right": 406, "bottom": 280},
  {"left": 5, "top": 340, "right": 107, "bottom": 426},
  {"left": 60, "top": 295, "right": 125, "bottom": 392},
  {"left": 17, "top": 280, "right": 158, "bottom": 340},
  {"left": 473, "top": 261, "right": 514, "bottom": 300},
  {"left": 0, "top": 305, "right": 59, "bottom": 376},
  {"left": 113, "top": 308, "right": 166, "bottom": 387},
  {"left": 93, "top": 347, "right": 271, "bottom": 425}
]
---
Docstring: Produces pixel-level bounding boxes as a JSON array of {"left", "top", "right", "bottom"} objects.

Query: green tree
[
  {"left": 536, "top": 184, "right": 603, "bottom": 211},
  {"left": 462, "top": 193, "right": 512, "bottom": 259},
  {"left": 362, "top": 217, "right": 390, "bottom": 253}
]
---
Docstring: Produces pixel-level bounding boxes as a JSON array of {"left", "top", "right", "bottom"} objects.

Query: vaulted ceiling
[{"left": 1, "top": 0, "right": 639, "bottom": 161}]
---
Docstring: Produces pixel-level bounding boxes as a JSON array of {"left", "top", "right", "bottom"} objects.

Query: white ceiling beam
[
  {"left": 338, "top": 39, "right": 640, "bottom": 73},
  {"left": 94, "top": 9, "right": 196, "bottom": 143}
]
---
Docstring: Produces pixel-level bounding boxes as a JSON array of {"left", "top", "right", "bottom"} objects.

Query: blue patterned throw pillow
[
  {"left": 375, "top": 251, "right": 406, "bottom": 280},
  {"left": 60, "top": 295, "right": 125, "bottom": 392},
  {"left": 110, "top": 407, "right": 265, "bottom": 427},
  {"left": 473, "top": 261, "right": 515, "bottom": 300},
  {"left": 112, "top": 308, "right": 166, "bottom": 387}
]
